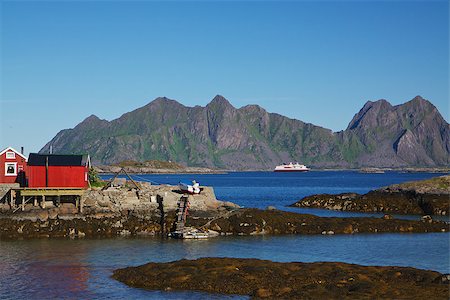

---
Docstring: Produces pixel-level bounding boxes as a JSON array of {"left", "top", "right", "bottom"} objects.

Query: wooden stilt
[
  {"left": 8, "top": 188, "right": 84, "bottom": 215},
  {"left": 10, "top": 190, "right": 16, "bottom": 209},
  {"left": 79, "top": 196, "right": 84, "bottom": 213}
]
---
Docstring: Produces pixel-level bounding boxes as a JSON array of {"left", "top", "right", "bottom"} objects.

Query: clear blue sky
[{"left": 1, "top": 0, "right": 448, "bottom": 155}]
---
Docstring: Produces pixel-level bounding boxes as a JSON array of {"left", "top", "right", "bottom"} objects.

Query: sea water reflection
[{"left": 1, "top": 233, "right": 449, "bottom": 299}]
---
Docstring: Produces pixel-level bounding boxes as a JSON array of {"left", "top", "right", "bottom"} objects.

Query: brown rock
[
  {"left": 112, "top": 257, "right": 449, "bottom": 299},
  {"left": 254, "top": 288, "right": 272, "bottom": 298},
  {"left": 383, "top": 214, "right": 393, "bottom": 220},
  {"left": 48, "top": 208, "right": 58, "bottom": 219},
  {"left": 58, "top": 203, "right": 78, "bottom": 215},
  {"left": 36, "top": 210, "right": 48, "bottom": 222}
]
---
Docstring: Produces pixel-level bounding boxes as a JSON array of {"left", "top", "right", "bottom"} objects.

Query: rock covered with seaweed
[{"left": 290, "top": 175, "right": 450, "bottom": 215}]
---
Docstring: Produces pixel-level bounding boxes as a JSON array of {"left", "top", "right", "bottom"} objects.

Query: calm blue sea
[
  {"left": 106, "top": 170, "right": 448, "bottom": 219},
  {"left": 1, "top": 171, "right": 449, "bottom": 299}
]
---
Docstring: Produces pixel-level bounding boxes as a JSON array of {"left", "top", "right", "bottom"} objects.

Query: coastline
[
  {"left": 1, "top": 206, "right": 448, "bottom": 240},
  {"left": 2, "top": 175, "right": 449, "bottom": 239},
  {"left": 94, "top": 168, "right": 450, "bottom": 175},
  {"left": 290, "top": 175, "right": 450, "bottom": 216},
  {"left": 95, "top": 165, "right": 226, "bottom": 175}
]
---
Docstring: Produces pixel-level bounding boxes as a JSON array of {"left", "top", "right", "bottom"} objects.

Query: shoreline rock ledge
[
  {"left": 290, "top": 175, "right": 450, "bottom": 216},
  {"left": 0, "top": 183, "right": 239, "bottom": 239},
  {"left": 112, "top": 257, "right": 450, "bottom": 299},
  {"left": 1, "top": 181, "right": 448, "bottom": 239}
]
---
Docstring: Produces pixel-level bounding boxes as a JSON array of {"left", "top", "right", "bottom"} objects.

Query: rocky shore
[
  {"left": 0, "top": 182, "right": 238, "bottom": 239},
  {"left": 2, "top": 206, "right": 447, "bottom": 239},
  {"left": 1, "top": 178, "right": 448, "bottom": 239},
  {"left": 112, "top": 257, "right": 450, "bottom": 299},
  {"left": 194, "top": 208, "right": 448, "bottom": 235},
  {"left": 290, "top": 175, "right": 449, "bottom": 215}
]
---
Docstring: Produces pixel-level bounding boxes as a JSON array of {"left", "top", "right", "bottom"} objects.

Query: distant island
[
  {"left": 95, "top": 160, "right": 223, "bottom": 174},
  {"left": 40, "top": 95, "right": 449, "bottom": 170}
]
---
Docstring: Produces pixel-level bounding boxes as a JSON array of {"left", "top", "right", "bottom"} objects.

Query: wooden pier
[{"left": 6, "top": 188, "right": 85, "bottom": 213}]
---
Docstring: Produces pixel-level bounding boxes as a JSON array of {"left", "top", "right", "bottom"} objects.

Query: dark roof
[{"left": 28, "top": 153, "right": 90, "bottom": 167}]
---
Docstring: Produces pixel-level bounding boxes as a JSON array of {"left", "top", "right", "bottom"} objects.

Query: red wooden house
[
  {"left": 0, "top": 147, "right": 28, "bottom": 186},
  {"left": 27, "top": 153, "right": 91, "bottom": 188}
]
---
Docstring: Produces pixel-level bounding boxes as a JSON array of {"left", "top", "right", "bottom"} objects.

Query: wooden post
[
  {"left": 21, "top": 196, "right": 25, "bottom": 211},
  {"left": 10, "top": 190, "right": 16, "bottom": 209},
  {"left": 42, "top": 195, "right": 46, "bottom": 209},
  {"left": 34, "top": 196, "right": 38, "bottom": 207},
  {"left": 76, "top": 196, "right": 79, "bottom": 210},
  {"left": 9, "top": 191, "right": 13, "bottom": 209},
  {"left": 79, "top": 196, "right": 84, "bottom": 213},
  {"left": 57, "top": 195, "right": 61, "bottom": 207},
  {"left": 157, "top": 195, "right": 165, "bottom": 234}
]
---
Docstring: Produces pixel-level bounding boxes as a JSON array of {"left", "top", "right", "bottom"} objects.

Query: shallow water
[
  {"left": 1, "top": 234, "right": 449, "bottom": 299},
  {"left": 1, "top": 171, "right": 448, "bottom": 299}
]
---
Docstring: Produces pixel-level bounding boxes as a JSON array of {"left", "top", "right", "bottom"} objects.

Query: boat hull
[
  {"left": 179, "top": 182, "right": 201, "bottom": 194},
  {"left": 274, "top": 163, "right": 310, "bottom": 172}
]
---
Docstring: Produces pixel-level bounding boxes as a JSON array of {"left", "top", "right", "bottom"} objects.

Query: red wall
[
  {"left": 28, "top": 166, "right": 88, "bottom": 188},
  {"left": 0, "top": 150, "right": 27, "bottom": 185}
]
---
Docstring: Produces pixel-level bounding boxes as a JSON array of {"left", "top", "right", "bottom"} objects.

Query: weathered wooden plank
[{"left": 17, "top": 189, "right": 85, "bottom": 197}]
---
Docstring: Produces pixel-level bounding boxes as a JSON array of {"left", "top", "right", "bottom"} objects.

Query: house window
[
  {"left": 5, "top": 163, "right": 17, "bottom": 176},
  {"left": 6, "top": 152, "right": 15, "bottom": 159}
]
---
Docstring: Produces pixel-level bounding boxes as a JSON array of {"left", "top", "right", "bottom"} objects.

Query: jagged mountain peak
[
  {"left": 347, "top": 99, "right": 392, "bottom": 130},
  {"left": 148, "top": 96, "right": 184, "bottom": 107},
  {"left": 400, "top": 95, "right": 436, "bottom": 111},
  {"left": 346, "top": 96, "right": 442, "bottom": 131},
  {"left": 411, "top": 95, "right": 425, "bottom": 101},
  {"left": 74, "top": 114, "right": 107, "bottom": 129},
  {"left": 40, "top": 95, "right": 449, "bottom": 168},
  {"left": 409, "top": 95, "right": 429, "bottom": 104},
  {"left": 207, "top": 95, "right": 235, "bottom": 109},
  {"left": 83, "top": 114, "right": 101, "bottom": 122},
  {"left": 362, "top": 99, "right": 393, "bottom": 111},
  {"left": 239, "top": 104, "right": 266, "bottom": 112}
]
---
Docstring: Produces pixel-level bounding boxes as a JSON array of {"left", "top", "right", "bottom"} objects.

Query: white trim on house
[
  {"left": 5, "top": 162, "right": 17, "bottom": 176},
  {"left": 0, "top": 147, "right": 28, "bottom": 161}
]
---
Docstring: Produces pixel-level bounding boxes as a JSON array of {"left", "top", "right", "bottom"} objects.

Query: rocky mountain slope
[{"left": 40, "top": 95, "right": 449, "bottom": 169}]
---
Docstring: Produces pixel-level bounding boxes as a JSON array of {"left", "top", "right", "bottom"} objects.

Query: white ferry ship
[{"left": 274, "top": 162, "right": 310, "bottom": 172}]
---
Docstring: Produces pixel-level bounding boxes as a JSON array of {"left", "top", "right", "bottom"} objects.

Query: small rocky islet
[
  {"left": 290, "top": 175, "right": 450, "bottom": 216},
  {"left": 112, "top": 257, "right": 450, "bottom": 299}
]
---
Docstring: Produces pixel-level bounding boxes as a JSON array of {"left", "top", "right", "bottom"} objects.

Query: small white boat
[
  {"left": 274, "top": 162, "right": 310, "bottom": 172},
  {"left": 179, "top": 180, "right": 201, "bottom": 194},
  {"left": 168, "top": 227, "right": 213, "bottom": 239},
  {"left": 182, "top": 230, "right": 210, "bottom": 239}
]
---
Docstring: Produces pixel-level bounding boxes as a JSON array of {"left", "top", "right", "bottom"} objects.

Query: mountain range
[{"left": 40, "top": 95, "right": 449, "bottom": 169}]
